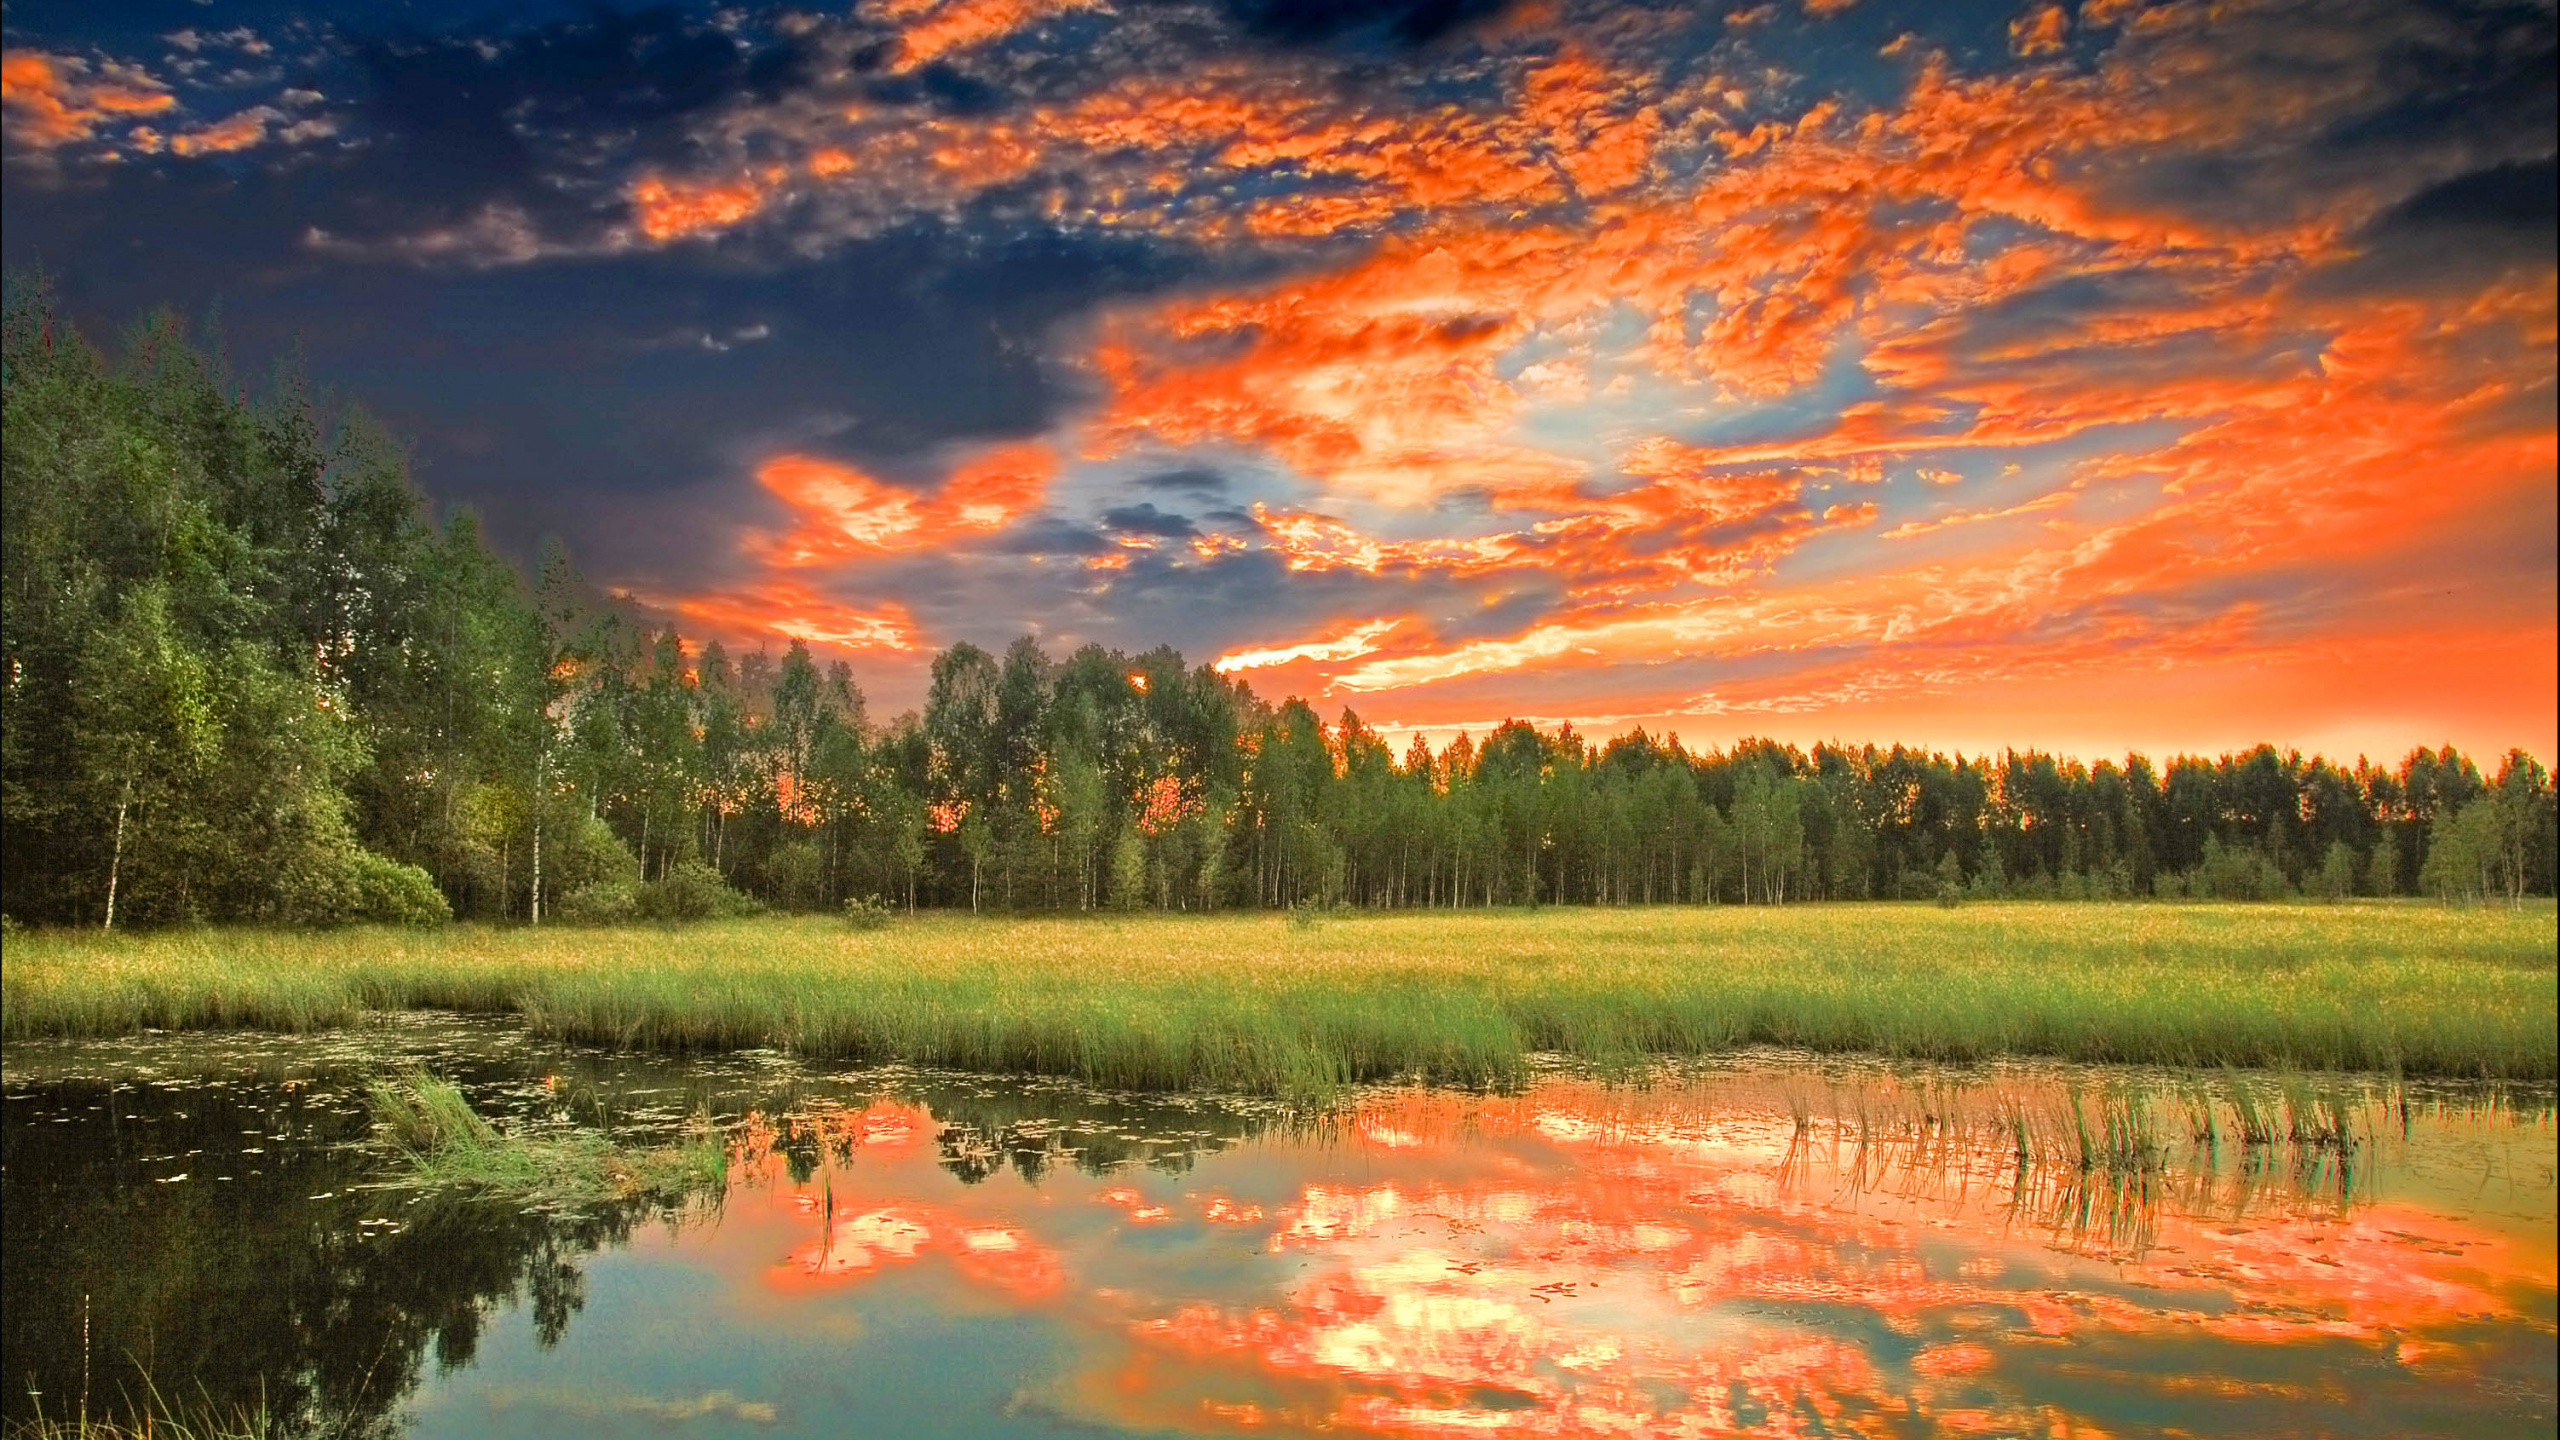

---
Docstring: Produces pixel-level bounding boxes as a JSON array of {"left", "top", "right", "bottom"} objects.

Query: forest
[{"left": 6, "top": 280, "right": 2555, "bottom": 929}]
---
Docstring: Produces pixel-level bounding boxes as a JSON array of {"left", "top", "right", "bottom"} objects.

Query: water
[{"left": 5, "top": 1016, "right": 2552, "bottom": 1439}]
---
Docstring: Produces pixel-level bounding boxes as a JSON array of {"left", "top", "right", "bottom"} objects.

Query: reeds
[
  {"left": 4, "top": 902, "right": 2551, "bottom": 1099},
  {"left": 1773, "top": 1066, "right": 2432, "bottom": 1258},
  {"left": 5, "top": 1376, "right": 274, "bottom": 1440}
]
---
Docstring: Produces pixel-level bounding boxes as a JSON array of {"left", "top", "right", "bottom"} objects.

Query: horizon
[{"left": 6, "top": 0, "right": 2553, "bottom": 761}]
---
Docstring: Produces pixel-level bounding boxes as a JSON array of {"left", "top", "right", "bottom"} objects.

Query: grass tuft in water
[
  {"left": 365, "top": 1070, "right": 496, "bottom": 1152},
  {"left": 365, "top": 1072, "right": 727, "bottom": 1209}
]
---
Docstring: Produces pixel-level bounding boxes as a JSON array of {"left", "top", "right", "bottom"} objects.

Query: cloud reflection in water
[{"left": 713, "top": 1072, "right": 2553, "bottom": 1438}]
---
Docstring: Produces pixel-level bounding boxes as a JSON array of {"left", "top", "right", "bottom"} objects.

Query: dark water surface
[{"left": 4, "top": 1015, "right": 2552, "bottom": 1439}]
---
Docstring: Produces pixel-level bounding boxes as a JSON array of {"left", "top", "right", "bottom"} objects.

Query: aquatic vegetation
[
  {"left": 3, "top": 904, "right": 2551, "bottom": 1099},
  {"left": 366, "top": 1072, "right": 727, "bottom": 1209},
  {"left": 3, "top": 1390, "right": 276, "bottom": 1440}
]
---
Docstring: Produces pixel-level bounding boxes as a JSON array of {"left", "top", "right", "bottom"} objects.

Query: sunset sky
[{"left": 6, "top": 0, "right": 2552, "bottom": 760}]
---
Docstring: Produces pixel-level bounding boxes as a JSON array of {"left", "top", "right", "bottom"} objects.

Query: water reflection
[
  {"left": 0, "top": 1076, "right": 665, "bottom": 1437},
  {"left": 4, "top": 1025, "right": 2552, "bottom": 1439},
  {"left": 700, "top": 1075, "right": 2551, "bottom": 1438}
]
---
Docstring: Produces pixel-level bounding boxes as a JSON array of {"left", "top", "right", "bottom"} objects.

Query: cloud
[
  {"left": 2, "top": 50, "right": 174, "bottom": 149},
  {"left": 2009, "top": 5, "right": 2068, "bottom": 58},
  {"left": 1213, "top": 617, "right": 1401, "bottom": 672},
  {"left": 631, "top": 579, "right": 920, "bottom": 653},
  {"left": 2331, "top": 157, "right": 2560, "bottom": 292},
  {"left": 1101, "top": 502, "right": 1198, "bottom": 538},
  {"left": 1138, "top": 467, "right": 1230, "bottom": 495},
  {"left": 166, "top": 106, "right": 280, "bottom": 155},
  {"left": 1880, "top": 485, "right": 2074, "bottom": 540},
  {"left": 2382, "top": 156, "right": 2558, "bottom": 236},
  {"left": 631, "top": 171, "right": 773, "bottom": 241},
  {"left": 751, "top": 442, "right": 1054, "bottom": 567},
  {"left": 1209, "top": 0, "right": 1525, "bottom": 48},
  {"left": 877, "top": 0, "right": 1110, "bottom": 70}
]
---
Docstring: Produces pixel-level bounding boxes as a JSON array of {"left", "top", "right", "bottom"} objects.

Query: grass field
[{"left": 3, "top": 903, "right": 2551, "bottom": 1096}]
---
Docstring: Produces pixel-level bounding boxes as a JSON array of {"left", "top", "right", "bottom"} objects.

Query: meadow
[{"left": 4, "top": 902, "right": 2551, "bottom": 1098}]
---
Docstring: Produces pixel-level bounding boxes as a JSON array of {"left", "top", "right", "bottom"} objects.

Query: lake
[{"left": 5, "top": 1014, "right": 2551, "bottom": 1438}]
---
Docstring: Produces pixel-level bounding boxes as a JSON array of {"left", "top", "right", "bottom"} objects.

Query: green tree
[
  {"left": 70, "top": 585, "right": 217, "bottom": 927},
  {"left": 2418, "top": 801, "right": 2498, "bottom": 903},
  {"left": 2485, "top": 751, "right": 2555, "bottom": 906},
  {"left": 2309, "top": 841, "right": 2358, "bottom": 902},
  {"left": 1109, "top": 823, "right": 1147, "bottom": 911}
]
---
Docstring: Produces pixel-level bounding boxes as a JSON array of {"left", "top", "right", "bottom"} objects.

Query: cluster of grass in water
[
  {"left": 364, "top": 1072, "right": 728, "bottom": 1209},
  {"left": 1801, "top": 1071, "right": 2396, "bottom": 1176},
  {"left": 1759, "top": 1063, "right": 2540, "bottom": 1257},
  {"left": 4, "top": 903, "right": 2551, "bottom": 1099}
]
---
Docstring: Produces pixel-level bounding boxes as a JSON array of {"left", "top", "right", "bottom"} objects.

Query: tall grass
[
  {"left": 5, "top": 902, "right": 2551, "bottom": 1098},
  {"left": 3, "top": 1394, "right": 275, "bottom": 1440}
]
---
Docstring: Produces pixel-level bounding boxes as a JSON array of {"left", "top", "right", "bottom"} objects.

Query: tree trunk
[
  {"left": 531, "top": 812, "right": 543, "bottom": 926},
  {"left": 103, "top": 781, "right": 131, "bottom": 931}
]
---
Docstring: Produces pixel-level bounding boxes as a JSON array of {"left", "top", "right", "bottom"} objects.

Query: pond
[{"left": 4, "top": 1015, "right": 2552, "bottom": 1438}]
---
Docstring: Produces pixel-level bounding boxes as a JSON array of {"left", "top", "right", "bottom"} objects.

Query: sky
[{"left": 5, "top": 0, "right": 2553, "bottom": 763}]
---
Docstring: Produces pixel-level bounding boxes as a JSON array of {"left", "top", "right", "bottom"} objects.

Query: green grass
[
  {"left": 4, "top": 902, "right": 2552, "bottom": 1098},
  {"left": 365, "top": 1071, "right": 728, "bottom": 1207}
]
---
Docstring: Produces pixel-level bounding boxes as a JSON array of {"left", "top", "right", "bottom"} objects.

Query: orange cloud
[
  {"left": 1251, "top": 507, "right": 1525, "bottom": 577},
  {"left": 639, "top": 580, "right": 918, "bottom": 653},
  {"left": 1, "top": 49, "right": 173, "bottom": 148},
  {"left": 882, "top": 0, "right": 1106, "bottom": 69},
  {"left": 750, "top": 443, "right": 1052, "bottom": 567},
  {"left": 1090, "top": 224, "right": 1647, "bottom": 508},
  {"left": 1230, "top": 433, "right": 1857, "bottom": 612},
  {"left": 2010, "top": 4, "right": 2070, "bottom": 56},
  {"left": 632, "top": 442, "right": 1053, "bottom": 657},
  {"left": 753, "top": 455, "right": 928, "bottom": 561},
  {"left": 167, "top": 107, "right": 275, "bottom": 156},
  {"left": 1072, "top": 16, "right": 2385, "bottom": 518},
  {"left": 630, "top": 172, "right": 772, "bottom": 241}
]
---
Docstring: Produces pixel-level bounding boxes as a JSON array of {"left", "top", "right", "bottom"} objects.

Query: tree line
[{"left": 6, "top": 281, "right": 2554, "bottom": 928}]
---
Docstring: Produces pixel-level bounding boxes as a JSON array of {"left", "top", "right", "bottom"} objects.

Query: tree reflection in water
[{"left": 2, "top": 1073, "right": 689, "bottom": 1437}]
